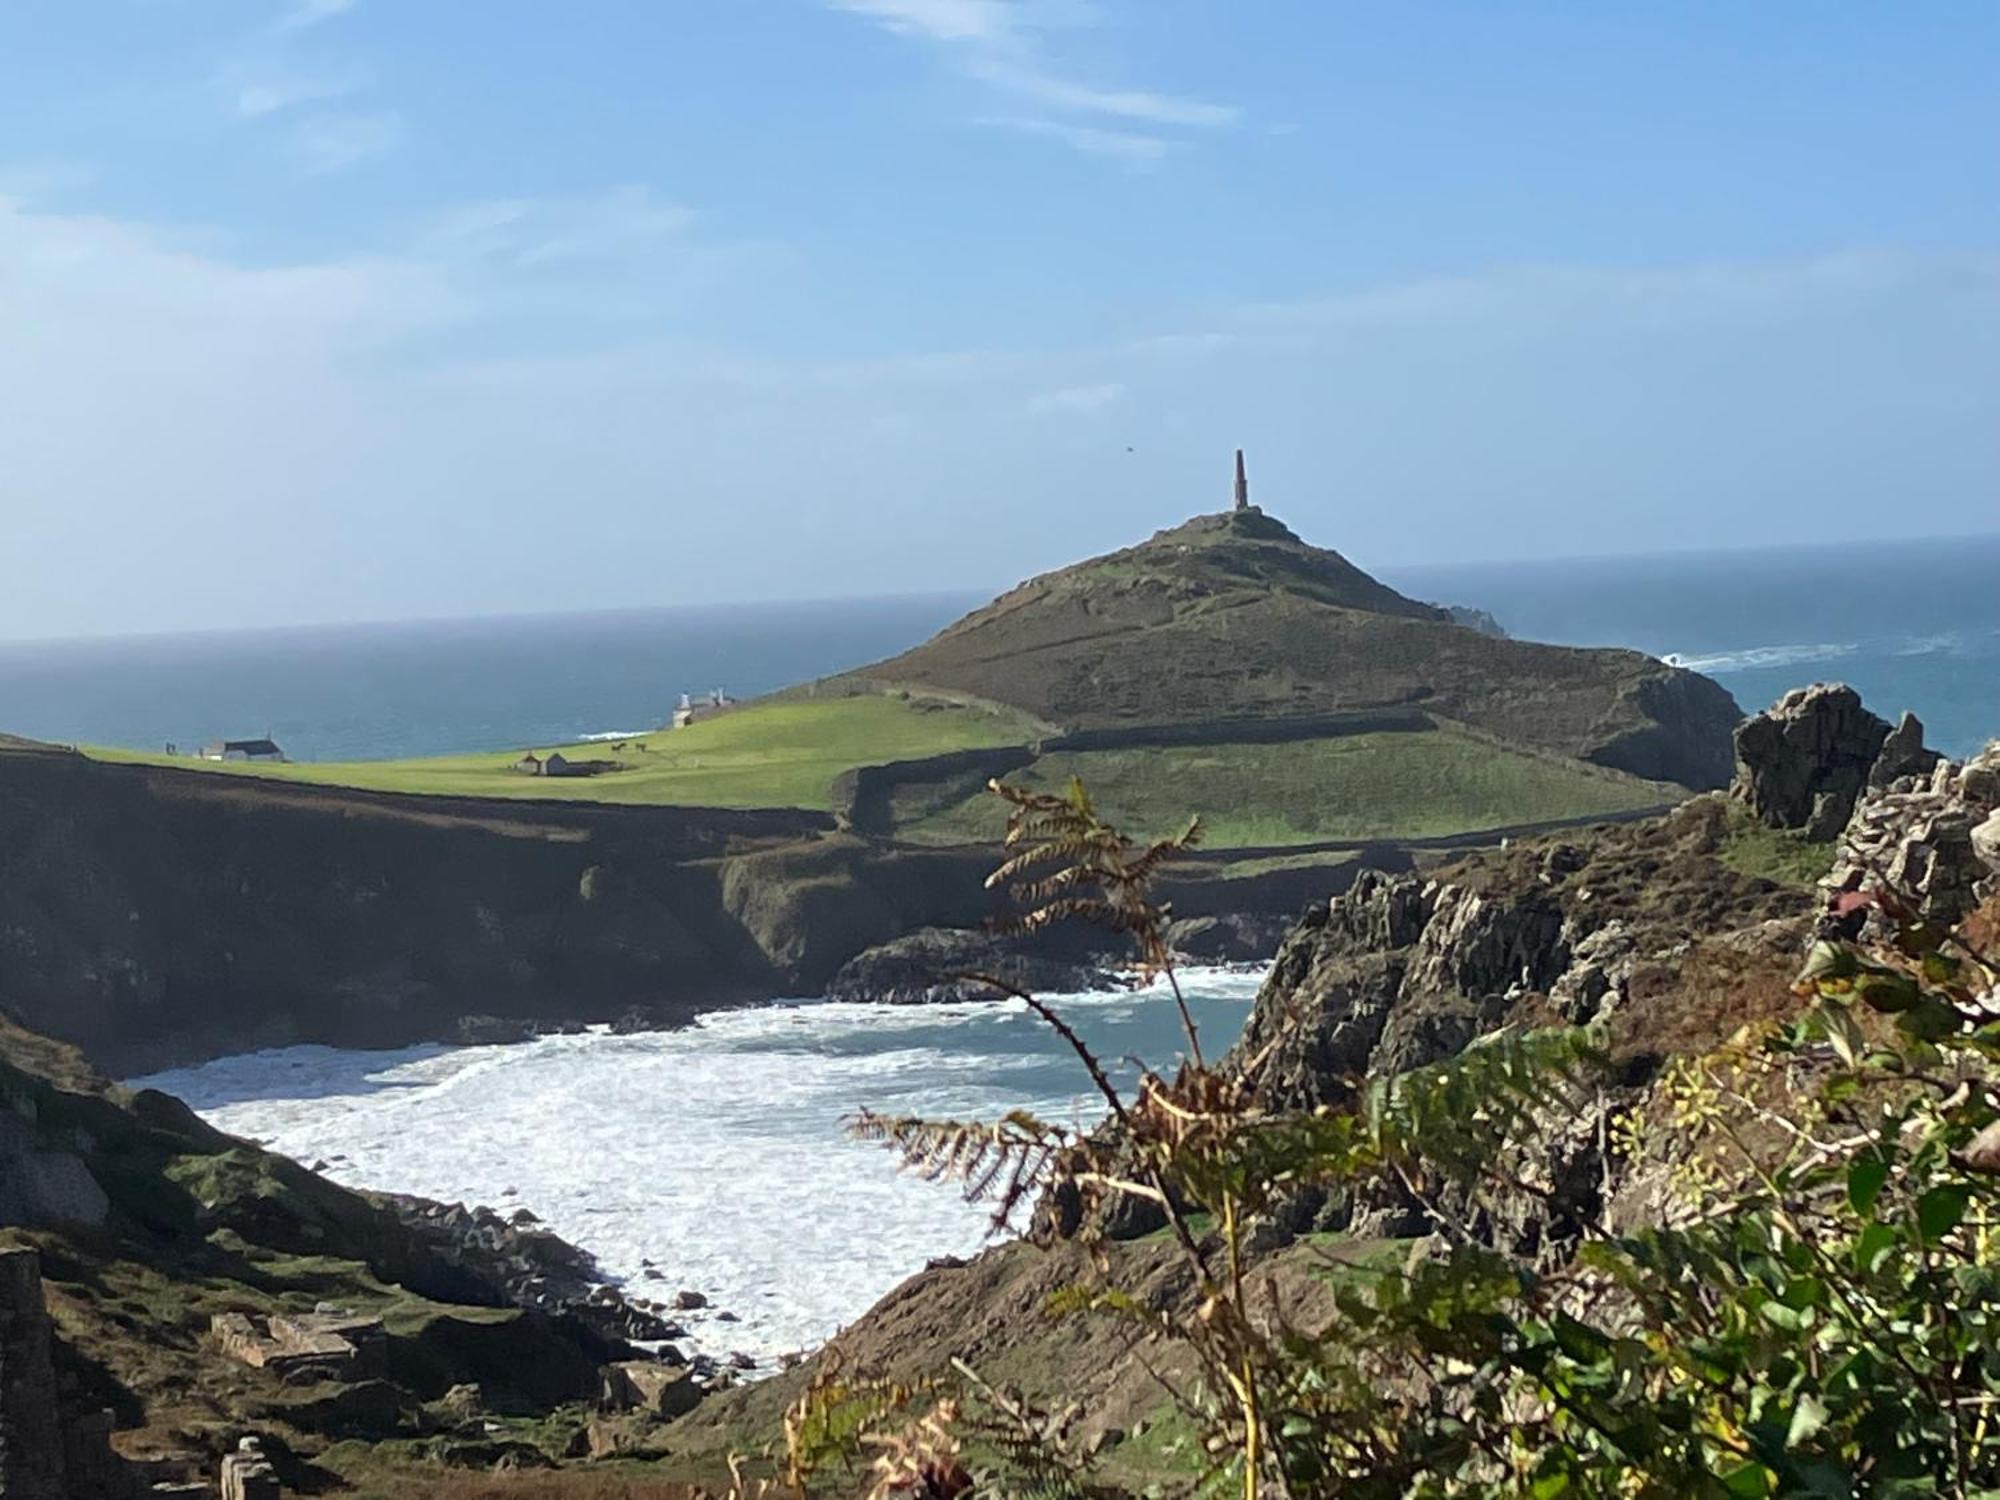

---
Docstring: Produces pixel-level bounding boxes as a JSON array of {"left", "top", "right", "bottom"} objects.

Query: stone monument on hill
[{"left": 1233, "top": 449, "right": 1249, "bottom": 511}]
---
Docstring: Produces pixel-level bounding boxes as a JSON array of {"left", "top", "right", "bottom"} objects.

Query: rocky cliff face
[
  {"left": 1732, "top": 683, "right": 1894, "bottom": 839},
  {"left": 0, "top": 746, "right": 832, "bottom": 1071},
  {"left": 0, "top": 745, "right": 1415, "bottom": 1070}
]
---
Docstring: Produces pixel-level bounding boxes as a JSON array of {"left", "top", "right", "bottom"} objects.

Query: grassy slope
[
  {"left": 85, "top": 695, "right": 1041, "bottom": 812},
  {"left": 893, "top": 729, "right": 1672, "bottom": 847}
]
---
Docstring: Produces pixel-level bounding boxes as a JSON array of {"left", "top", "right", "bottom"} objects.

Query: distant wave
[
  {"left": 576, "top": 728, "right": 656, "bottom": 742},
  {"left": 1665, "top": 642, "right": 1859, "bottom": 674}
]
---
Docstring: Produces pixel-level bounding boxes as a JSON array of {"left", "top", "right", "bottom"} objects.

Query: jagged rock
[
  {"left": 1732, "top": 683, "right": 1892, "bottom": 841},
  {"left": 1965, "top": 744, "right": 2000, "bottom": 807},
  {"left": 1164, "top": 912, "right": 1296, "bottom": 965},
  {"left": 1974, "top": 812, "right": 2000, "bottom": 879},
  {"left": 1870, "top": 711, "right": 1942, "bottom": 789},
  {"left": 599, "top": 1360, "right": 702, "bottom": 1418},
  {"left": 1548, "top": 921, "right": 1638, "bottom": 1024},
  {"left": 451, "top": 1015, "right": 539, "bottom": 1046},
  {"left": 1824, "top": 740, "right": 2000, "bottom": 928}
]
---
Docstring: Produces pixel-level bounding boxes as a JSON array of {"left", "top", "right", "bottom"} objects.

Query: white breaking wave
[
  {"left": 575, "top": 728, "right": 657, "bottom": 742},
  {"left": 131, "top": 971, "right": 1262, "bottom": 1367},
  {"left": 1666, "top": 641, "right": 1859, "bottom": 674}
]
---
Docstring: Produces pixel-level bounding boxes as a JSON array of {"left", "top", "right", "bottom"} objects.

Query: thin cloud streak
[
  {"left": 976, "top": 115, "right": 1169, "bottom": 162},
  {"left": 292, "top": 111, "right": 404, "bottom": 173},
  {"left": 829, "top": 0, "right": 1235, "bottom": 157}
]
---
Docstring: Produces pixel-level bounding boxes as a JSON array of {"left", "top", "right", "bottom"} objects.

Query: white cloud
[
  {"left": 292, "top": 111, "right": 403, "bottom": 172},
  {"left": 977, "top": 116, "right": 1168, "bottom": 163},
  {"left": 828, "top": 0, "right": 1235, "bottom": 156},
  {"left": 279, "top": 0, "right": 358, "bottom": 32},
  {"left": 1027, "top": 381, "right": 1126, "bottom": 415},
  {"left": 830, "top": 0, "right": 1015, "bottom": 43},
  {"left": 971, "top": 60, "right": 1237, "bottom": 127},
  {"left": 233, "top": 66, "right": 364, "bottom": 118}
]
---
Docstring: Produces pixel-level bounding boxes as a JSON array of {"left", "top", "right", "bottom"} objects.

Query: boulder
[
  {"left": 827, "top": 926, "right": 1118, "bottom": 1006},
  {"left": 598, "top": 1360, "right": 702, "bottom": 1419},
  {"left": 451, "top": 1015, "right": 539, "bottom": 1046},
  {"left": 1165, "top": 912, "right": 1297, "bottom": 964},
  {"left": 1731, "top": 683, "right": 1892, "bottom": 841}
]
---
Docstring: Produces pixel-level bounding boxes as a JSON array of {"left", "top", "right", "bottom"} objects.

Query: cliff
[{"left": 0, "top": 743, "right": 1385, "bottom": 1072}]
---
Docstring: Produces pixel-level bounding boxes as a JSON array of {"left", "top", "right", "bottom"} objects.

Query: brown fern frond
[{"left": 848, "top": 1108, "right": 1078, "bottom": 1231}]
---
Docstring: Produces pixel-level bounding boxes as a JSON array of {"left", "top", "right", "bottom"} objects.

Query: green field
[
  {"left": 890, "top": 730, "right": 1672, "bottom": 847},
  {"left": 85, "top": 694, "right": 1042, "bottom": 812}
]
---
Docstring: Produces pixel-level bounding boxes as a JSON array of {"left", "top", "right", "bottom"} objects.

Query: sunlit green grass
[
  {"left": 85, "top": 694, "right": 1042, "bottom": 812},
  {"left": 895, "top": 730, "right": 1671, "bottom": 847}
]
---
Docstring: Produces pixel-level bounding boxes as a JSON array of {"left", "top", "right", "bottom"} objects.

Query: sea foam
[{"left": 133, "top": 971, "right": 1261, "bottom": 1366}]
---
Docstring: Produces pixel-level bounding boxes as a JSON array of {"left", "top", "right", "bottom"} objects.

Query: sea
[
  {"left": 27, "top": 533, "right": 2000, "bottom": 1363},
  {"left": 132, "top": 974, "right": 1266, "bottom": 1365},
  {"left": 4, "top": 536, "right": 1997, "bottom": 763}
]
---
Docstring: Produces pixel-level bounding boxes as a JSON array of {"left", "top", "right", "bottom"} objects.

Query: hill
[{"left": 844, "top": 507, "right": 1741, "bottom": 789}]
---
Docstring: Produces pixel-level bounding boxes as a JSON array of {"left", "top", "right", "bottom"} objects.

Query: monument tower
[{"left": 1233, "top": 449, "right": 1249, "bottom": 511}]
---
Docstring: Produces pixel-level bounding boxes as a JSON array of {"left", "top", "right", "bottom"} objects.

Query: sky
[{"left": 1, "top": 2, "right": 1996, "bottom": 640}]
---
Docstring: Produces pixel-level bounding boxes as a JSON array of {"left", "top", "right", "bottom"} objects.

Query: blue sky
[{"left": 1, "top": 1, "right": 1995, "bottom": 638}]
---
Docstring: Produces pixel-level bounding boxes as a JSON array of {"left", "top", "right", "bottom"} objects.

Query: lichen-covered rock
[{"left": 1731, "top": 683, "right": 1892, "bottom": 841}]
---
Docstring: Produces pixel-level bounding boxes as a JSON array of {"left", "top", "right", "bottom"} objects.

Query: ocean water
[
  {"left": 0, "top": 593, "right": 983, "bottom": 763},
  {"left": 132, "top": 972, "right": 1263, "bottom": 1365},
  {"left": 3, "top": 535, "right": 1997, "bottom": 763},
  {"left": 1386, "top": 533, "right": 2000, "bottom": 758}
]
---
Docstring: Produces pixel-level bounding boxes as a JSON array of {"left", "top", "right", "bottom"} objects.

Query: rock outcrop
[
  {"left": 1732, "top": 683, "right": 1892, "bottom": 840},
  {"left": 827, "top": 926, "right": 1119, "bottom": 1006},
  {"left": 1825, "top": 740, "right": 2000, "bottom": 928}
]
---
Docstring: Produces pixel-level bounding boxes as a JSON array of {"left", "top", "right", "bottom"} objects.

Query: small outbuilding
[
  {"left": 672, "top": 688, "right": 737, "bottom": 730},
  {"left": 513, "top": 752, "right": 544, "bottom": 776},
  {"left": 199, "top": 738, "right": 286, "bottom": 763}
]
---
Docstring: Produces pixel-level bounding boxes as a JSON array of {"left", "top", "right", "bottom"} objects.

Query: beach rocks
[
  {"left": 599, "top": 1359, "right": 702, "bottom": 1419},
  {"left": 451, "top": 1015, "right": 540, "bottom": 1046},
  {"left": 1732, "top": 683, "right": 1892, "bottom": 841},
  {"left": 827, "top": 926, "right": 1119, "bottom": 1005},
  {"left": 1164, "top": 912, "right": 1296, "bottom": 964}
]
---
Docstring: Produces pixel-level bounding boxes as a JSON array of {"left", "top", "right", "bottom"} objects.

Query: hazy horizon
[
  {"left": 4, "top": 3, "right": 1995, "bottom": 639},
  {"left": 5, "top": 525, "right": 1999, "bottom": 651}
]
